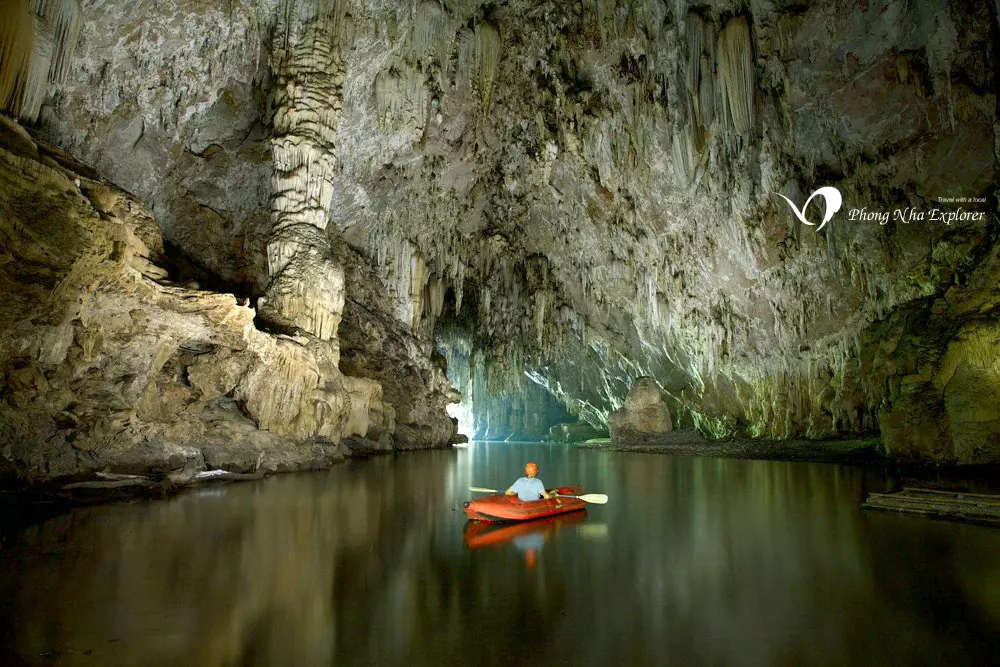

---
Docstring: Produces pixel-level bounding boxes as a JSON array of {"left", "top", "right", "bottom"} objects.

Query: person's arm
[
  {"left": 537, "top": 480, "right": 556, "bottom": 500},
  {"left": 505, "top": 487, "right": 516, "bottom": 496}
]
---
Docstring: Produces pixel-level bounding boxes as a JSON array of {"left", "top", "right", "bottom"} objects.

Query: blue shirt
[{"left": 509, "top": 476, "right": 546, "bottom": 501}]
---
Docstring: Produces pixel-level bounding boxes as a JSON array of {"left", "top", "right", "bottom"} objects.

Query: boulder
[{"left": 608, "top": 378, "right": 673, "bottom": 443}]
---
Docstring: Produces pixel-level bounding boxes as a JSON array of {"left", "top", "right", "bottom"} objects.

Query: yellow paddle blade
[{"left": 468, "top": 486, "right": 498, "bottom": 494}]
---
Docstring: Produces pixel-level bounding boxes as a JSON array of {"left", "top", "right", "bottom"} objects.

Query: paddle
[{"left": 468, "top": 487, "right": 608, "bottom": 505}]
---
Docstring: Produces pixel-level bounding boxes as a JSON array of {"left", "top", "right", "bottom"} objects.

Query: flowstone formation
[{"left": 7, "top": 0, "right": 999, "bottom": 462}]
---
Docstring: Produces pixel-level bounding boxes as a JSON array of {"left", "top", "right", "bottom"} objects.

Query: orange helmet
[{"left": 525, "top": 462, "right": 539, "bottom": 476}]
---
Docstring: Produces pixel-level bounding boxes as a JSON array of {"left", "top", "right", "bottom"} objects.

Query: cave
[{"left": 1, "top": 0, "right": 999, "bottom": 664}]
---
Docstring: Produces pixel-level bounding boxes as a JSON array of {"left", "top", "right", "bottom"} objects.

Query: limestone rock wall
[
  {"left": 860, "top": 236, "right": 1000, "bottom": 463},
  {"left": 0, "top": 119, "right": 411, "bottom": 481}
]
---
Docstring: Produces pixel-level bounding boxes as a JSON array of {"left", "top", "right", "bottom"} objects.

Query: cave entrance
[{"left": 434, "top": 283, "right": 573, "bottom": 442}]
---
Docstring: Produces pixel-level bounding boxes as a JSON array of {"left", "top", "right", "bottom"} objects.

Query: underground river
[{"left": 2, "top": 443, "right": 1000, "bottom": 666}]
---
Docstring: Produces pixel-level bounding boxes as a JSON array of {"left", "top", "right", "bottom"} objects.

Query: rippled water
[{"left": 2, "top": 443, "right": 1000, "bottom": 666}]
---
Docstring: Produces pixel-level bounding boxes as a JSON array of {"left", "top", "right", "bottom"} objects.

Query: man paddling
[{"left": 505, "top": 462, "right": 558, "bottom": 501}]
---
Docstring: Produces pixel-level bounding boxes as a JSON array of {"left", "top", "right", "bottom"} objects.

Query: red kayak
[
  {"left": 463, "top": 486, "right": 587, "bottom": 522},
  {"left": 463, "top": 510, "right": 588, "bottom": 549}
]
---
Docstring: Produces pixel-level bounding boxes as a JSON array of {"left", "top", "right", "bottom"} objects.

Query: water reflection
[
  {"left": 1, "top": 445, "right": 999, "bottom": 666},
  {"left": 464, "top": 512, "right": 589, "bottom": 569}
]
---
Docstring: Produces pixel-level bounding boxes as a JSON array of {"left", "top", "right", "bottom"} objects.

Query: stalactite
[
  {"left": 33, "top": 0, "right": 81, "bottom": 85},
  {"left": 455, "top": 28, "right": 475, "bottom": 90},
  {"left": 0, "top": 0, "right": 34, "bottom": 111},
  {"left": 454, "top": 261, "right": 464, "bottom": 312},
  {"left": 428, "top": 273, "right": 445, "bottom": 318},
  {"left": 410, "top": 251, "right": 427, "bottom": 334},
  {"left": 0, "top": 0, "right": 81, "bottom": 121},
  {"left": 475, "top": 20, "right": 500, "bottom": 112},
  {"left": 685, "top": 13, "right": 703, "bottom": 96},
  {"left": 534, "top": 290, "right": 549, "bottom": 346},
  {"left": 699, "top": 54, "right": 715, "bottom": 128},
  {"left": 717, "top": 16, "right": 755, "bottom": 135},
  {"left": 671, "top": 122, "right": 699, "bottom": 186},
  {"left": 410, "top": 0, "right": 445, "bottom": 62},
  {"left": 826, "top": 219, "right": 837, "bottom": 275},
  {"left": 16, "top": 5, "right": 50, "bottom": 121}
]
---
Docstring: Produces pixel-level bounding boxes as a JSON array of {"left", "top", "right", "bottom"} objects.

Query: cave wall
[{"left": 17, "top": 0, "right": 1000, "bottom": 461}]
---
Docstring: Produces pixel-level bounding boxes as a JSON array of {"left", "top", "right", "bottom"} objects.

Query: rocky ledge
[{"left": 0, "top": 117, "right": 458, "bottom": 487}]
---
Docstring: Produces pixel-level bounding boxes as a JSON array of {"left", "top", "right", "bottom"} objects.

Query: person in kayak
[{"left": 505, "top": 462, "right": 558, "bottom": 501}]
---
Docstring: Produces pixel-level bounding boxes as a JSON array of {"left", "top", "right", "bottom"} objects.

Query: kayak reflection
[{"left": 463, "top": 511, "right": 589, "bottom": 567}]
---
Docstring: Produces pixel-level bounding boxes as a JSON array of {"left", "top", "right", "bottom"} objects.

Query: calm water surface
[{"left": 2, "top": 443, "right": 1000, "bottom": 666}]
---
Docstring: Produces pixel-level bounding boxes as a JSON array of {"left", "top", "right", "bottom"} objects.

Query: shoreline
[
  {"left": 576, "top": 432, "right": 888, "bottom": 465},
  {"left": 0, "top": 445, "right": 450, "bottom": 530}
]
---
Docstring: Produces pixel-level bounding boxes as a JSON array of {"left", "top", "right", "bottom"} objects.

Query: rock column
[{"left": 259, "top": 0, "right": 347, "bottom": 344}]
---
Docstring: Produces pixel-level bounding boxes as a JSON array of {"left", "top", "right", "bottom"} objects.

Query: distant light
[{"left": 447, "top": 402, "right": 475, "bottom": 436}]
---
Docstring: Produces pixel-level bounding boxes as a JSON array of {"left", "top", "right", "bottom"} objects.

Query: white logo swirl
[{"left": 775, "top": 186, "right": 843, "bottom": 232}]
